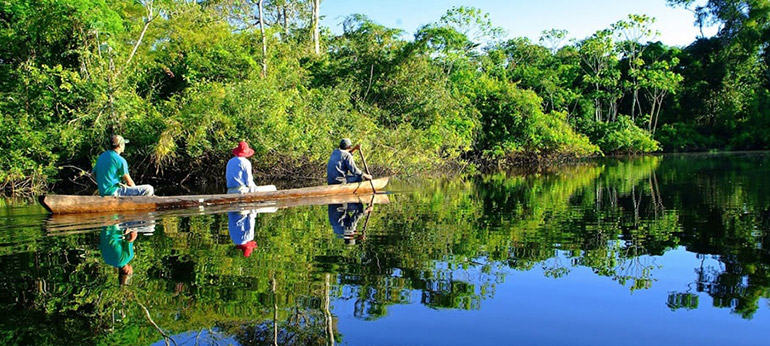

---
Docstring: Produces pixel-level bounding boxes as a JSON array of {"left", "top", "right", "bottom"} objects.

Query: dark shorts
[{"left": 329, "top": 175, "right": 363, "bottom": 185}]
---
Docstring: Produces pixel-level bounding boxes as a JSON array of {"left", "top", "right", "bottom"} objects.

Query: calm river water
[{"left": 1, "top": 153, "right": 768, "bottom": 345}]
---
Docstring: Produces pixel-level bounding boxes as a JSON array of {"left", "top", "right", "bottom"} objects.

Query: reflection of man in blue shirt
[
  {"left": 100, "top": 224, "right": 136, "bottom": 285},
  {"left": 228, "top": 211, "right": 257, "bottom": 257},
  {"left": 327, "top": 203, "right": 370, "bottom": 245}
]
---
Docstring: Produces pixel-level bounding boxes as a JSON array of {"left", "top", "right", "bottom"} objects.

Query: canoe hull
[
  {"left": 46, "top": 193, "right": 391, "bottom": 233},
  {"left": 40, "top": 177, "right": 389, "bottom": 214}
]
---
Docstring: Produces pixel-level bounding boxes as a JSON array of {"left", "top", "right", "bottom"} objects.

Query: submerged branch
[{"left": 136, "top": 300, "right": 178, "bottom": 346}]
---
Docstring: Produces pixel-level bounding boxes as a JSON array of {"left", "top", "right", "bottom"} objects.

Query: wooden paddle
[
  {"left": 358, "top": 145, "right": 376, "bottom": 241},
  {"left": 358, "top": 146, "right": 376, "bottom": 193}
]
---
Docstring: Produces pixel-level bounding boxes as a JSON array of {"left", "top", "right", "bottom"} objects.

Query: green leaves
[{"left": 3, "top": 0, "right": 770, "bottom": 193}]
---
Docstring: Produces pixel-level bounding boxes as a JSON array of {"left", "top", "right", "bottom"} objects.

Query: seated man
[
  {"left": 326, "top": 138, "right": 373, "bottom": 185},
  {"left": 226, "top": 141, "right": 276, "bottom": 194},
  {"left": 100, "top": 224, "right": 137, "bottom": 286},
  {"left": 228, "top": 210, "right": 258, "bottom": 257},
  {"left": 93, "top": 135, "right": 154, "bottom": 197},
  {"left": 327, "top": 202, "right": 372, "bottom": 245}
]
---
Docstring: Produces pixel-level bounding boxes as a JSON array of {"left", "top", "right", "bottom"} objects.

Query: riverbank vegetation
[{"left": 1, "top": 0, "right": 768, "bottom": 193}]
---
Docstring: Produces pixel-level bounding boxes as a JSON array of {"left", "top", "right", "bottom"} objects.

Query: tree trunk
[
  {"left": 312, "top": 0, "right": 320, "bottom": 55},
  {"left": 595, "top": 99, "right": 601, "bottom": 122},
  {"left": 271, "top": 275, "right": 277, "bottom": 346},
  {"left": 594, "top": 82, "right": 601, "bottom": 122},
  {"left": 652, "top": 93, "right": 665, "bottom": 135},
  {"left": 258, "top": 0, "right": 267, "bottom": 77},
  {"left": 282, "top": 5, "right": 289, "bottom": 39},
  {"left": 324, "top": 273, "right": 335, "bottom": 346},
  {"left": 648, "top": 99, "right": 657, "bottom": 132}
]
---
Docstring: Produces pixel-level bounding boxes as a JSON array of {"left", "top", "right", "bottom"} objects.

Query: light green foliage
[
  {"left": 578, "top": 29, "right": 622, "bottom": 122},
  {"left": 436, "top": 6, "right": 505, "bottom": 49},
  {"left": 582, "top": 116, "right": 660, "bottom": 154},
  {"left": 639, "top": 57, "right": 683, "bottom": 133},
  {"left": 612, "top": 14, "right": 659, "bottom": 120},
  {"left": 468, "top": 75, "right": 599, "bottom": 160},
  {"left": 4, "top": 0, "right": 770, "bottom": 193},
  {"left": 492, "top": 37, "right": 581, "bottom": 114}
]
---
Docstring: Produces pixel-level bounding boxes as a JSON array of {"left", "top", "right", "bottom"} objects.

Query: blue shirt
[
  {"left": 228, "top": 211, "right": 256, "bottom": 245},
  {"left": 93, "top": 150, "right": 129, "bottom": 196},
  {"left": 226, "top": 157, "right": 256, "bottom": 189},
  {"left": 327, "top": 203, "right": 365, "bottom": 237},
  {"left": 326, "top": 149, "right": 363, "bottom": 184},
  {"left": 100, "top": 225, "right": 134, "bottom": 268}
]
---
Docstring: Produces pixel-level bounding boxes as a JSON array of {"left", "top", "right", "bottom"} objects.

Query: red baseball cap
[
  {"left": 236, "top": 241, "right": 257, "bottom": 257},
  {"left": 232, "top": 141, "right": 255, "bottom": 157}
]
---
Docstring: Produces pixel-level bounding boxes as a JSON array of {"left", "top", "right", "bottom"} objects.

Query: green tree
[{"left": 612, "top": 14, "right": 659, "bottom": 120}]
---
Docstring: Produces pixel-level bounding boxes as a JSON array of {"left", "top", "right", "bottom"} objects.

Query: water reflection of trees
[
  {"left": 661, "top": 154, "right": 770, "bottom": 319},
  {"left": 474, "top": 157, "right": 678, "bottom": 292},
  {"left": 1, "top": 154, "right": 769, "bottom": 344}
]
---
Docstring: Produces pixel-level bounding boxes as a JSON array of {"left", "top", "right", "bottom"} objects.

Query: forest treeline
[{"left": 1, "top": 0, "right": 768, "bottom": 193}]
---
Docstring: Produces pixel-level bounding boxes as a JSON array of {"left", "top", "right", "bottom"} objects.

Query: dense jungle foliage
[{"left": 1, "top": 0, "right": 769, "bottom": 193}]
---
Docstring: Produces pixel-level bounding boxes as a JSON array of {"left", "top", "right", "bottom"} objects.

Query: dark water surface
[{"left": 1, "top": 153, "right": 769, "bottom": 345}]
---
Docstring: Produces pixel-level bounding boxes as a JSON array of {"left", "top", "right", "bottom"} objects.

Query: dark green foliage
[
  {"left": 656, "top": 122, "right": 716, "bottom": 151},
  {"left": 3, "top": 1, "right": 770, "bottom": 193}
]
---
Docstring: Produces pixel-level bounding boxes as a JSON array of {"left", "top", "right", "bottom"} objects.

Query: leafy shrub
[
  {"left": 656, "top": 123, "right": 715, "bottom": 152},
  {"left": 471, "top": 76, "right": 598, "bottom": 161},
  {"left": 582, "top": 116, "right": 659, "bottom": 154}
]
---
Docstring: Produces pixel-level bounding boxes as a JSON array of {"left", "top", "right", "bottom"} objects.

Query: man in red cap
[
  {"left": 228, "top": 210, "right": 257, "bottom": 257},
  {"left": 225, "top": 141, "right": 265, "bottom": 194}
]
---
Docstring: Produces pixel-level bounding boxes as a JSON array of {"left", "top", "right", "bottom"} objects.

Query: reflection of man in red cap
[
  {"left": 228, "top": 210, "right": 257, "bottom": 257},
  {"left": 225, "top": 141, "right": 276, "bottom": 194}
]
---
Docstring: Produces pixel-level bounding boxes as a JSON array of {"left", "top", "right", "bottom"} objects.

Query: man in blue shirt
[
  {"left": 225, "top": 141, "right": 276, "bottom": 194},
  {"left": 100, "top": 224, "right": 137, "bottom": 285},
  {"left": 327, "top": 202, "right": 372, "bottom": 245},
  {"left": 326, "top": 138, "right": 373, "bottom": 185},
  {"left": 92, "top": 135, "right": 154, "bottom": 197}
]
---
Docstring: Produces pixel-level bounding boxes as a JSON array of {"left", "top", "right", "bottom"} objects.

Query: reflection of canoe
[
  {"left": 46, "top": 193, "right": 390, "bottom": 234},
  {"left": 40, "top": 177, "right": 390, "bottom": 214}
]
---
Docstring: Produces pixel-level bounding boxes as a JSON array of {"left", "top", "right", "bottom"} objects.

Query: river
[{"left": 0, "top": 153, "right": 768, "bottom": 345}]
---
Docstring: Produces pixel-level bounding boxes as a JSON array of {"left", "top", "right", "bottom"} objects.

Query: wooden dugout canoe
[
  {"left": 40, "top": 177, "right": 390, "bottom": 214},
  {"left": 45, "top": 193, "right": 391, "bottom": 234}
]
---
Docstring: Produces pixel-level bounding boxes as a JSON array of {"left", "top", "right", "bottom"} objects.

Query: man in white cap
[
  {"left": 93, "top": 135, "right": 154, "bottom": 197},
  {"left": 326, "top": 138, "right": 373, "bottom": 185}
]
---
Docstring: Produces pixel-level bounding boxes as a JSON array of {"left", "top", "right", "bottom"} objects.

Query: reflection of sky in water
[
  {"left": 0, "top": 153, "right": 769, "bottom": 345},
  {"left": 334, "top": 248, "right": 767, "bottom": 346},
  {"left": 149, "top": 329, "right": 238, "bottom": 346}
]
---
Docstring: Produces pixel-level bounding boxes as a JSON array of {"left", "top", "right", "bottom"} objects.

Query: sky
[{"left": 319, "top": 0, "right": 718, "bottom": 47}]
